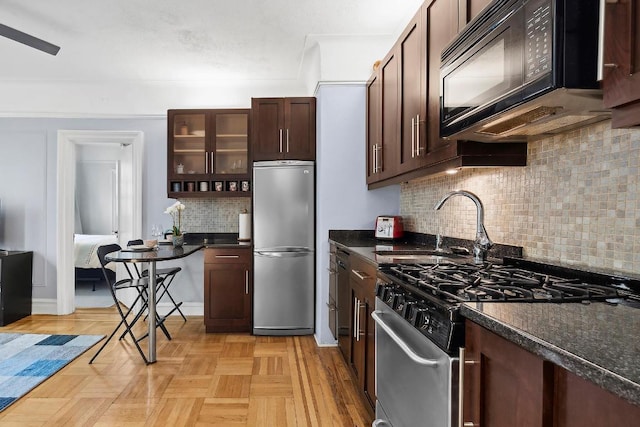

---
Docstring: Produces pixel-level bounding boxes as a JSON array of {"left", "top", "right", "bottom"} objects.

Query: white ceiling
[{"left": 0, "top": 0, "right": 422, "bottom": 84}]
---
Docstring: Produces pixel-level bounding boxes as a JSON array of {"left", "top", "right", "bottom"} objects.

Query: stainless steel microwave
[{"left": 440, "top": 0, "right": 610, "bottom": 142}]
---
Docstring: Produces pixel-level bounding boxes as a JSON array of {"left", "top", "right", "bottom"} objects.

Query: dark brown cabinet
[
  {"left": 602, "top": 0, "right": 640, "bottom": 128},
  {"left": 367, "top": 52, "right": 401, "bottom": 184},
  {"left": 554, "top": 367, "right": 640, "bottom": 427},
  {"left": 366, "top": 0, "right": 527, "bottom": 189},
  {"left": 167, "top": 109, "right": 251, "bottom": 198},
  {"left": 251, "top": 97, "right": 316, "bottom": 161},
  {"left": 462, "top": 321, "right": 554, "bottom": 427},
  {"left": 203, "top": 247, "right": 251, "bottom": 333},
  {"left": 463, "top": 320, "right": 640, "bottom": 426},
  {"left": 348, "top": 255, "right": 376, "bottom": 411}
]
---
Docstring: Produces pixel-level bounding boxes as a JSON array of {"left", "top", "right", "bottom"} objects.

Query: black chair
[
  {"left": 127, "top": 239, "right": 186, "bottom": 321},
  {"left": 89, "top": 243, "right": 152, "bottom": 364}
]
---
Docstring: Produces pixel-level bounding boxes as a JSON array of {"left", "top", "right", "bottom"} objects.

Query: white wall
[
  {"left": 314, "top": 83, "right": 400, "bottom": 345},
  {"left": 0, "top": 117, "right": 170, "bottom": 303}
]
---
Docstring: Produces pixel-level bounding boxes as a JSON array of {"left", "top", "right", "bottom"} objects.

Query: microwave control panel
[{"left": 525, "top": 0, "right": 552, "bottom": 82}]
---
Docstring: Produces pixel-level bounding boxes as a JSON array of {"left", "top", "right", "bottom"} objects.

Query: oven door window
[{"left": 442, "top": 26, "right": 523, "bottom": 123}]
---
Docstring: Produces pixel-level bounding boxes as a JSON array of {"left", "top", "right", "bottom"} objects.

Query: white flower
[{"left": 165, "top": 201, "right": 186, "bottom": 236}]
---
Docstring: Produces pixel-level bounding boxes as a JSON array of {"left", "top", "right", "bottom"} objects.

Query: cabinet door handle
[
  {"left": 372, "top": 144, "right": 377, "bottom": 174},
  {"left": 279, "top": 128, "right": 283, "bottom": 153},
  {"left": 286, "top": 128, "right": 290, "bottom": 153},
  {"left": 415, "top": 114, "right": 421, "bottom": 156},
  {"left": 353, "top": 297, "right": 359, "bottom": 339},
  {"left": 245, "top": 270, "right": 249, "bottom": 294},
  {"left": 210, "top": 152, "right": 214, "bottom": 174},
  {"left": 458, "top": 347, "right": 479, "bottom": 427},
  {"left": 411, "top": 117, "right": 416, "bottom": 159},
  {"left": 205, "top": 151, "right": 209, "bottom": 174},
  {"left": 215, "top": 255, "right": 239, "bottom": 259}
]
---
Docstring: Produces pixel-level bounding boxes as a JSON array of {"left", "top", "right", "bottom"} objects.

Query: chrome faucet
[{"left": 434, "top": 190, "right": 493, "bottom": 264}]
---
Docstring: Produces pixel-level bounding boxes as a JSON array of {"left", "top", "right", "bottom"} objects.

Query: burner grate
[{"left": 384, "top": 262, "right": 622, "bottom": 303}]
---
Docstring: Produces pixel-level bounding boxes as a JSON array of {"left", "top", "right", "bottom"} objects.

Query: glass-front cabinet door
[
  {"left": 213, "top": 112, "right": 249, "bottom": 175},
  {"left": 167, "top": 109, "right": 251, "bottom": 197},
  {"left": 170, "top": 112, "right": 207, "bottom": 175}
]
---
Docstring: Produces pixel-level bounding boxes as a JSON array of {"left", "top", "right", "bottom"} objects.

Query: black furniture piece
[
  {"left": 90, "top": 244, "right": 155, "bottom": 364},
  {"left": 103, "top": 243, "right": 204, "bottom": 363},
  {"left": 0, "top": 250, "right": 33, "bottom": 326},
  {"left": 127, "top": 239, "right": 185, "bottom": 321}
]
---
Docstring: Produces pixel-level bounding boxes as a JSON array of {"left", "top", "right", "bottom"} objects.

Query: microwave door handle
[{"left": 371, "top": 311, "right": 439, "bottom": 366}]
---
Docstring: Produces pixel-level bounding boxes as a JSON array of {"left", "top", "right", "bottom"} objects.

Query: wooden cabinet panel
[
  {"left": 463, "top": 321, "right": 554, "bottom": 427},
  {"left": 554, "top": 368, "right": 640, "bottom": 427},
  {"left": 380, "top": 51, "right": 400, "bottom": 180},
  {"left": 602, "top": 0, "right": 640, "bottom": 127},
  {"left": 251, "top": 97, "right": 316, "bottom": 161},
  {"left": 284, "top": 98, "right": 316, "bottom": 160},
  {"left": 348, "top": 255, "right": 377, "bottom": 410},
  {"left": 398, "top": 8, "right": 429, "bottom": 173},
  {"left": 203, "top": 248, "right": 251, "bottom": 333},
  {"left": 251, "top": 98, "right": 284, "bottom": 161},
  {"left": 465, "top": 320, "right": 640, "bottom": 426},
  {"left": 425, "top": 0, "right": 459, "bottom": 156},
  {"left": 366, "top": 72, "right": 381, "bottom": 184}
]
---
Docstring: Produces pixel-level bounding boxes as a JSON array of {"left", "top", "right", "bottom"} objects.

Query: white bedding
[{"left": 74, "top": 234, "right": 118, "bottom": 271}]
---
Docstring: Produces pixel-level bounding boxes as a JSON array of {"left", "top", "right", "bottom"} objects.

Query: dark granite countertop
[
  {"left": 329, "top": 229, "right": 640, "bottom": 407},
  {"left": 461, "top": 302, "right": 640, "bottom": 406},
  {"left": 183, "top": 232, "right": 251, "bottom": 249}
]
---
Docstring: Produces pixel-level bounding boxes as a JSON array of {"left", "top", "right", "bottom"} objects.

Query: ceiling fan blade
[{"left": 0, "top": 23, "right": 60, "bottom": 56}]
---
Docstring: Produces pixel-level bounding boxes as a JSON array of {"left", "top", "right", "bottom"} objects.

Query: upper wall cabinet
[
  {"left": 251, "top": 97, "right": 316, "bottom": 161},
  {"left": 602, "top": 0, "right": 640, "bottom": 128},
  {"left": 167, "top": 109, "right": 251, "bottom": 198},
  {"left": 366, "top": 0, "right": 526, "bottom": 189}
]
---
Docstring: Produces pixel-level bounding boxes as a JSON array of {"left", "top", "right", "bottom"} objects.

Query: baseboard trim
[{"left": 31, "top": 298, "right": 204, "bottom": 317}]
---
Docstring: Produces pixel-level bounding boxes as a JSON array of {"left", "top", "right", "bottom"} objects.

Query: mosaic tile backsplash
[
  {"left": 178, "top": 198, "right": 251, "bottom": 233},
  {"left": 400, "top": 121, "right": 640, "bottom": 276}
]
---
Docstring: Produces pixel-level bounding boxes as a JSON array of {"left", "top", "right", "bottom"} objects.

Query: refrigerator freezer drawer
[{"left": 253, "top": 250, "right": 314, "bottom": 335}]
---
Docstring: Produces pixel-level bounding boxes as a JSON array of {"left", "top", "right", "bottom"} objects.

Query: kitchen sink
[
  {"left": 374, "top": 249, "right": 443, "bottom": 256},
  {"left": 373, "top": 249, "right": 467, "bottom": 263}
]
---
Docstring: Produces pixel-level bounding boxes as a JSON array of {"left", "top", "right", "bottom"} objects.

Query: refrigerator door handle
[{"left": 256, "top": 251, "right": 311, "bottom": 258}]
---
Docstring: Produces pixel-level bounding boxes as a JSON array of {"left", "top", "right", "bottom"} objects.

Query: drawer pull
[
  {"left": 215, "top": 255, "right": 240, "bottom": 259},
  {"left": 352, "top": 270, "right": 370, "bottom": 281}
]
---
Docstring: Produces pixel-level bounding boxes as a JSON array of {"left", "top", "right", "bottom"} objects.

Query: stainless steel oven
[{"left": 372, "top": 297, "right": 459, "bottom": 427}]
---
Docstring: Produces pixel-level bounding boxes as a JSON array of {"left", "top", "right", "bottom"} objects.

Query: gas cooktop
[
  {"left": 375, "top": 258, "right": 640, "bottom": 353},
  {"left": 382, "top": 262, "right": 624, "bottom": 304}
]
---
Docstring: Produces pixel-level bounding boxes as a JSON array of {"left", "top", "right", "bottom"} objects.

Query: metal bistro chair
[
  {"left": 90, "top": 243, "right": 154, "bottom": 364},
  {"left": 127, "top": 239, "right": 186, "bottom": 321}
]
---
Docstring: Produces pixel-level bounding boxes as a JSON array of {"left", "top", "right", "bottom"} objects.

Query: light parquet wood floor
[{"left": 0, "top": 308, "right": 373, "bottom": 427}]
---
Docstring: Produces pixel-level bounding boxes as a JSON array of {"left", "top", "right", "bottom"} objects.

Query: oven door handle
[{"left": 371, "top": 311, "right": 439, "bottom": 367}]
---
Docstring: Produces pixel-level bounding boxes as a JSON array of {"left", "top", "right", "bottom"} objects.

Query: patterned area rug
[{"left": 0, "top": 333, "right": 104, "bottom": 412}]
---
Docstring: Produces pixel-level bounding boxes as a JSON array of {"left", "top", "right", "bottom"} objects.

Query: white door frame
[{"left": 56, "top": 130, "right": 143, "bottom": 315}]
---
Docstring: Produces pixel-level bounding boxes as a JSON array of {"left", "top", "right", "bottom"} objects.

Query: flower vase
[{"left": 172, "top": 234, "right": 184, "bottom": 247}]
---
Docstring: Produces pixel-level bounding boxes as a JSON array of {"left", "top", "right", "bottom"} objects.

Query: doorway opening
[{"left": 56, "top": 130, "right": 143, "bottom": 315}]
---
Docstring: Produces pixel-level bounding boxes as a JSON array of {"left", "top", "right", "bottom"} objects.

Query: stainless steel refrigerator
[{"left": 252, "top": 160, "right": 315, "bottom": 335}]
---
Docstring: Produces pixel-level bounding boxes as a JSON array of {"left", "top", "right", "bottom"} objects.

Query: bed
[{"left": 74, "top": 234, "right": 118, "bottom": 290}]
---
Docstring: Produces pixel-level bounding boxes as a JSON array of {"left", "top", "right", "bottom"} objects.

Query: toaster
[{"left": 375, "top": 216, "right": 404, "bottom": 239}]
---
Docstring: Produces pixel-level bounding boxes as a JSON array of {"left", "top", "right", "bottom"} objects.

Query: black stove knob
[
  {"left": 392, "top": 292, "right": 407, "bottom": 312},
  {"left": 410, "top": 304, "right": 428, "bottom": 326},
  {"left": 401, "top": 300, "right": 417, "bottom": 319},
  {"left": 375, "top": 281, "right": 389, "bottom": 297}
]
